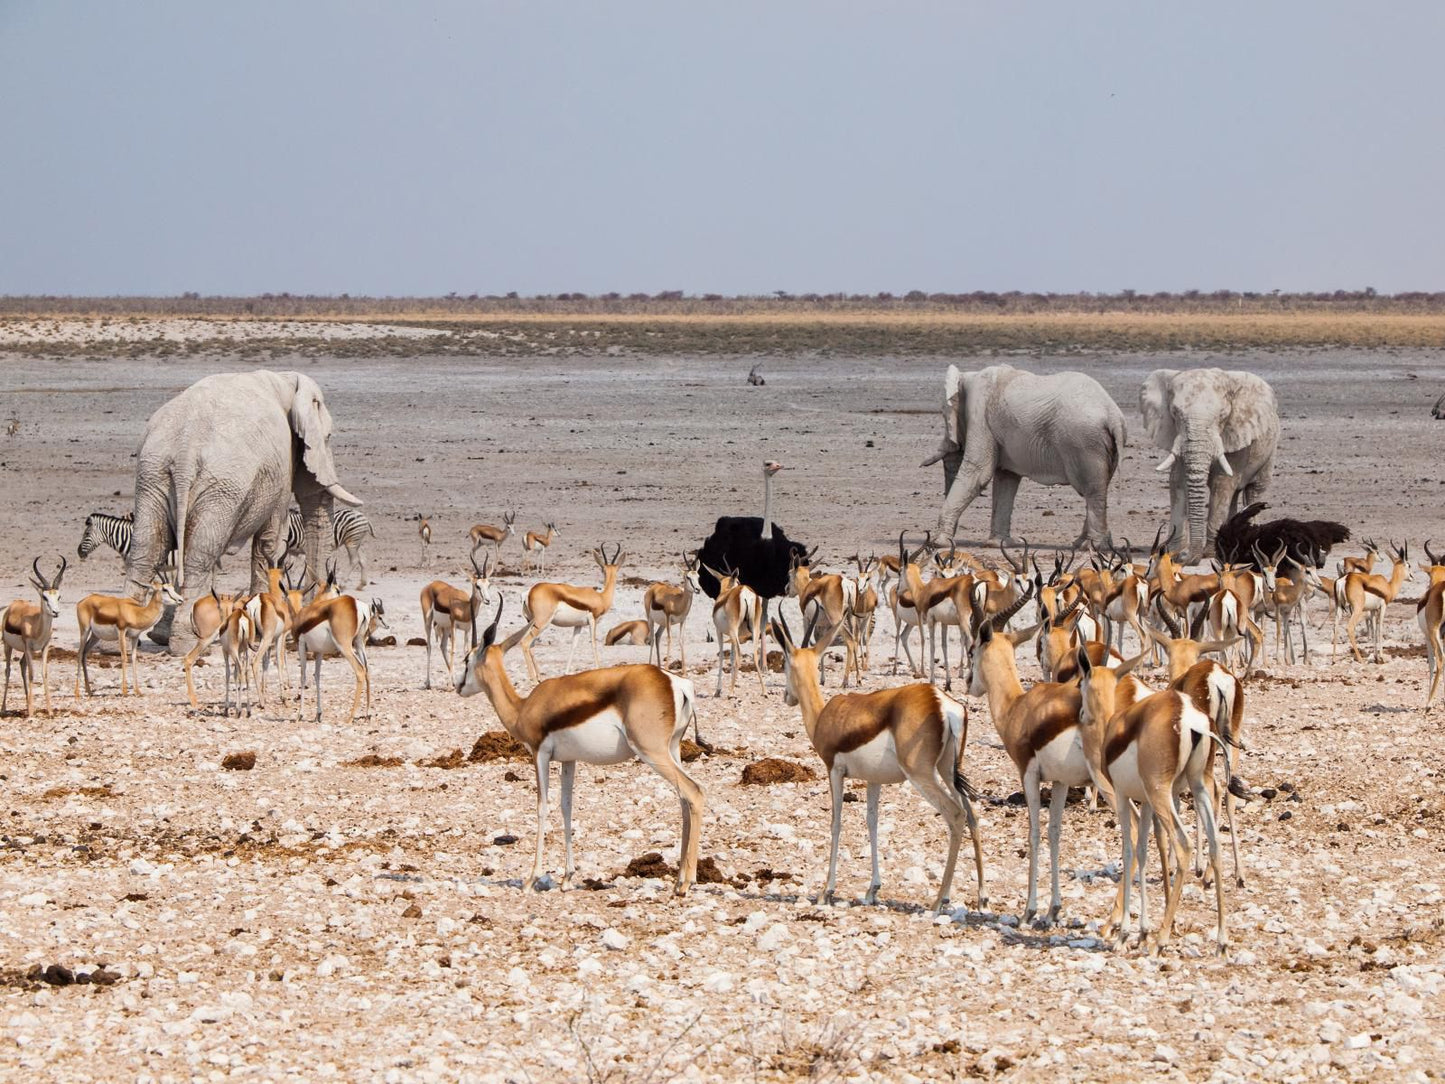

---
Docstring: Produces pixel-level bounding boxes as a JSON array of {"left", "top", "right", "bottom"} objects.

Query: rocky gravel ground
[{"left": 1, "top": 345, "right": 1443, "bottom": 1080}]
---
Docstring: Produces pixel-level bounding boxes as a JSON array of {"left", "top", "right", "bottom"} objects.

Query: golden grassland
[{"left": 6, "top": 306, "right": 1445, "bottom": 355}]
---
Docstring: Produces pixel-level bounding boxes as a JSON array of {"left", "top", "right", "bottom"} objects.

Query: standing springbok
[
  {"left": 420, "top": 551, "right": 494, "bottom": 689},
  {"left": 418, "top": 516, "right": 433, "bottom": 566},
  {"left": 705, "top": 562, "right": 764, "bottom": 698},
  {"left": 293, "top": 594, "right": 388, "bottom": 723},
  {"left": 965, "top": 584, "right": 1144, "bottom": 926},
  {"left": 75, "top": 575, "right": 184, "bottom": 697},
  {"left": 1256, "top": 543, "right": 1321, "bottom": 665},
  {"left": 2, "top": 557, "right": 66, "bottom": 717},
  {"left": 219, "top": 600, "right": 255, "bottom": 717},
  {"left": 518, "top": 543, "right": 625, "bottom": 680},
  {"left": 791, "top": 550, "right": 862, "bottom": 687},
  {"left": 183, "top": 587, "right": 245, "bottom": 711},
  {"left": 1076, "top": 647, "right": 1232, "bottom": 956},
  {"left": 772, "top": 614, "right": 984, "bottom": 914},
  {"left": 1340, "top": 540, "right": 1410, "bottom": 662},
  {"left": 455, "top": 599, "right": 705, "bottom": 896},
  {"left": 522, "top": 522, "right": 560, "bottom": 573},
  {"left": 469, "top": 511, "right": 516, "bottom": 564},
  {"left": 644, "top": 552, "right": 701, "bottom": 671},
  {"left": 849, "top": 555, "right": 881, "bottom": 671},
  {"left": 1418, "top": 540, "right": 1445, "bottom": 710}
]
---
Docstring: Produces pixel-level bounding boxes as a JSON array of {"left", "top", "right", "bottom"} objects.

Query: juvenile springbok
[
  {"left": 605, "top": 619, "right": 651, "bottom": 646},
  {"left": 1340, "top": 540, "right": 1410, "bottom": 663},
  {"left": 705, "top": 562, "right": 764, "bottom": 697},
  {"left": 75, "top": 576, "right": 183, "bottom": 697},
  {"left": 772, "top": 615, "right": 984, "bottom": 914},
  {"left": 1076, "top": 647, "right": 1232, "bottom": 956},
  {"left": 1418, "top": 541, "right": 1445, "bottom": 710},
  {"left": 522, "top": 522, "right": 560, "bottom": 573},
  {"left": 1342, "top": 539, "right": 1380, "bottom": 576},
  {"left": 518, "top": 543, "right": 625, "bottom": 680},
  {"left": 420, "top": 551, "right": 494, "bottom": 689},
  {"left": 219, "top": 600, "right": 256, "bottom": 717},
  {"left": 1257, "top": 543, "right": 1322, "bottom": 665},
  {"left": 293, "top": 594, "right": 387, "bottom": 723},
  {"left": 849, "top": 555, "right": 881, "bottom": 671},
  {"left": 456, "top": 599, "right": 705, "bottom": 895},
  {"left": 418, "top": 516, "right": 432, "bottom": 566},
  {"left": 183, "top": 587, "right": 245, "bottom": 710},
  {"left": 2, "top": 557, "right": 66, "bottom": 717},
  {"left": 644, "top": 552, "right": 701, "bottom": 671},
  {"left": 469, "top": 511, "right": 516, "bottom": 564}
]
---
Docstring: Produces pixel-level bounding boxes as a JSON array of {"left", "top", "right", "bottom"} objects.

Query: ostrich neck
[{"left": 760, "top": 473, "right": 774, "bottom": 540}]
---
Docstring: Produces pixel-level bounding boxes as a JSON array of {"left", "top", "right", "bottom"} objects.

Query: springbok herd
[{"left": 3, "top": 505, "right": 1442, "bottom": 961}]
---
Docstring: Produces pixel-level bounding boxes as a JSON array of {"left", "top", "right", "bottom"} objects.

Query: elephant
[
  {"left": 1139, "top": 368, "right": 1279, "bottom": 563},
  {"left": 126, "top": 370, "right": 360, "bottom": 652},
  {"left": 924, "top": 364, "right": 1127, "bottom": 546}
]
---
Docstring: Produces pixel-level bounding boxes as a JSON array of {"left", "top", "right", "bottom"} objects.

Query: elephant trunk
[
  {"left": 1184, "top": 434, "right": 1214, "bottom": 561},
  {"left": 300, "top": 490, "right": 334, "bottom": 593},
  {"left": 941, "top": 449, "right": 963, "bottom": 497}
]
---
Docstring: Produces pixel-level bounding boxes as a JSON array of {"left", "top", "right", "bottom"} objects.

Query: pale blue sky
[{"left": 2, "top": 2, "right": 1441, "bottom": 296}]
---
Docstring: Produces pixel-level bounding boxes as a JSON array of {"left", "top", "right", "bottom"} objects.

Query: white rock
[
  {"left": 315, "top": 954, "right": 348, "bottom": 978},
  {"left": 17, "top": 892, "right": 47, "bottom": 907},
  {"left": 507, "top": 966, "right": 530, "bottom": 989},
  {"left": 1346, "top": 1033, "right": 1371, "bottom": 1050},
  {"left": 601, "top": 929, "right": 630, "bottom": 951},
  {"left": 702, "top": 971, "right": 734, "bottom": 993},
  {"left": 757, "top": 924, "right": 789, "bottom": 952}
]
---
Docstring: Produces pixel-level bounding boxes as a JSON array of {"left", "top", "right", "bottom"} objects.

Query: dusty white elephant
[
  {"left": 924, "top": 364, "right": 1127, "bottom": 546},
  {"left": 126, "top": 371, "right": 361, "bottom": 651},
  {"left": 1140, "top": 368, "right": 1279, "bottom": 562}
]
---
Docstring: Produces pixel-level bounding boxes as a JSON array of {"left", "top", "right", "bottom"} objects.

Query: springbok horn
[
  {"left": 53, "top": 555, "right": 67, "bottom": 587},
  {"left": 1425, "top": 539, "right": 1438, "bottom": 566},
  {"left": 1154, "top": 596, "right": 1181, "bottom": 639},
  {"left": 989, "top": 582, "right": 1036, "bottom": 631},
  {"left": 31, "top": 556, "right": 44, "bottom": 587}
]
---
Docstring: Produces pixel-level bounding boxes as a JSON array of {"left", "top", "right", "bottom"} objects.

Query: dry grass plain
[{"left": 1, "top": 323, "right": 1444, "bottom": 1082}]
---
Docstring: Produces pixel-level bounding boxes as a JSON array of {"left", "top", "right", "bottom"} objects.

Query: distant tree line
[{"left": 4, "top": 287, "right": 1444, "bottom": 318}]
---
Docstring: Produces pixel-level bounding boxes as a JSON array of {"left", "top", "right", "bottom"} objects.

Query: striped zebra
[
  {"left": 78, "top": 511, "right": 183, "bottom": 577},
  {"left": 77, "top": 511, "right": 134, "bottom": 560},
  {"left": 286, "top": 507, "right": 375, "bottom": 588}
]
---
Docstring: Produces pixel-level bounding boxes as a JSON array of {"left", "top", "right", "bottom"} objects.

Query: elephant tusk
[
  {"left": 920, "top": 441, "right": 959, "bottom": 469},
  {"left": 328, "top": 483, "right": 363, "bottom": 506},
  {"left": 1155, "top": 453, "right": 1176, "bottom": 472}
]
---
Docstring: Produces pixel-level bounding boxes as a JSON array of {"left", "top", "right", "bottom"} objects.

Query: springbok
[
  {"left": 1076, "top": 647, "right": 1233, "bottom": 956},
  {"left": 419, "top": 551, "right": 494, "bottom": 689},
  {"left": 2, "top": 557, "right": 66, "bottom": 717},
  {"left": 183, "top": 587, "right": 245, "bottom": 711},
  {"left": 704, "top": 562, "right": 764, "bottom": 697},
  {"left": 517, "top": 544, "right": 625, "bottom": 680},
  {"left": 469, "top": 511, "right": 516, "bottom": 564},
  {"left": 1340, "top": 541, "right": 1410, "bottom": 663},
  {"left": 418, "top": 516, "right": 432, "bottom": 566},
  {"left": 644, "top": 552, "right": 701, "bottom": 671},
  {"left": 75, "top": 575, "right": 184, "bottom": 697},
  {"left": 293, "top": 594, "right": 388, "bottom": 723},
  {"left": 772, "top": 614, "right": 984, "bottom": 914},
  {"left": 455, "top": 599, "right": 705, "bottom": 895},
  {"left": 522, "top": 522, "right": 560, "bottom": 573}
]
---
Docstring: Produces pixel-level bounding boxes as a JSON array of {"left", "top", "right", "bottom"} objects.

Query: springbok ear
[
  {"left": 1075, "top": 645, "right": 1092, "bottom": 678},
  {"left": 481, "top": 597, "right": 503, "bottom": 650}
]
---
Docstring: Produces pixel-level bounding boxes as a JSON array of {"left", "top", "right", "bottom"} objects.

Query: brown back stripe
[
  {"left": 1105, "top": 697, "right": 1177, "bottom": 768},
  {"left": 1023, "top": 686, "right": 1082, "bottom": 762}
]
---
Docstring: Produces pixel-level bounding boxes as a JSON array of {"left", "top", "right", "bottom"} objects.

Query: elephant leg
[
  {"left": 988, "top": 470, "right": 1022, "bottom": 543},
  {"left": 1075, "top": 471, "right": 1112, "bottom": 547},
  {"left": 936, "top": 453, "right": 997, "bottom": 538}
]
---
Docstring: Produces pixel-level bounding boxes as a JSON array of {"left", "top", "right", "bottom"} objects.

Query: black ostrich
[
  {"left": 696, "top": 460, "right": 809, "bottom": 639},
  {"left": 1214, "top": 502, "right": 1351, "bottom": 570}
]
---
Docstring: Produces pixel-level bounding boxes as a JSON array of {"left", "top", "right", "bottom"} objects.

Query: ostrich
[
  {"left": 696, "top": 460, "right": 809, "bottom": 659},
  {"left": 1214, "top": 502, "right": 1351, "bottom": 570}
]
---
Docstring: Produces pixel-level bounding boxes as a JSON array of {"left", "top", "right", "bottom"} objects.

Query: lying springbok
[
  {"left": 773, "top": 614, "right": 984, "bottom": 915},
  {"left": 455, "top": 599, "right": 705, "bottom": 895},
  {"left": 420, "top": 551, "right": 494, "bottom": 689},
  {"left": 518, "top": 544, "right": 625, "bottom": 680},
  {"left": 75, "top": 575, "right": 184, "bottom": 697},
  {"left": 2, "top": 557, "right": 66, "bottom": 717}
]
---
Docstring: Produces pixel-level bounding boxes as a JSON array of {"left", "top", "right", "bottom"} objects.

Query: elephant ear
[
  {"left": 1139, "top": 369, "right": 1178, "bottom": 450},
  {"left": 289, "top": 374, "right": 362, "bottom": 505},
  {"left": 1219, "top": 371, "right": 1278, "bottom": 453}
]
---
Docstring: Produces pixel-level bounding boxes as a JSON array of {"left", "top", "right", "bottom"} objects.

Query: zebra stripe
[
  {"left": 78, "top": 512, "right": 134, "bottom": 558},
  {"left": 284, "top": 509, "right": 304, "bottom": 556},
  {"left": 332, "top": 508, "right": 374, "bottom": 549}
]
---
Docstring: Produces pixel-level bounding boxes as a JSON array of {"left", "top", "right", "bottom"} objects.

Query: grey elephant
[
  {"left": 924, "top": 364, "right": 1127, "bottom": 546},
  {"left": 1140, "top": 368, "right": 1279, "bottom": 562},
  {"left": 126, "top": 371, "right": 360, "bottom": 650}
]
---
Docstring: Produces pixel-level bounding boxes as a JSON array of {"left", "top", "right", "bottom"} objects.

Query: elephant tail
[{"left": 1105, "top": 412, "right": 1126, "bottom": 478}]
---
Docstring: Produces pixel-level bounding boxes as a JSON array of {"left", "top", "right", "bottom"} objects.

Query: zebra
[
  {"left": 77, "top": 512, "right": 134, "bottom": 561},
  {"left": 285, "top": 507, "right": 374, "bottom": 588}
]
